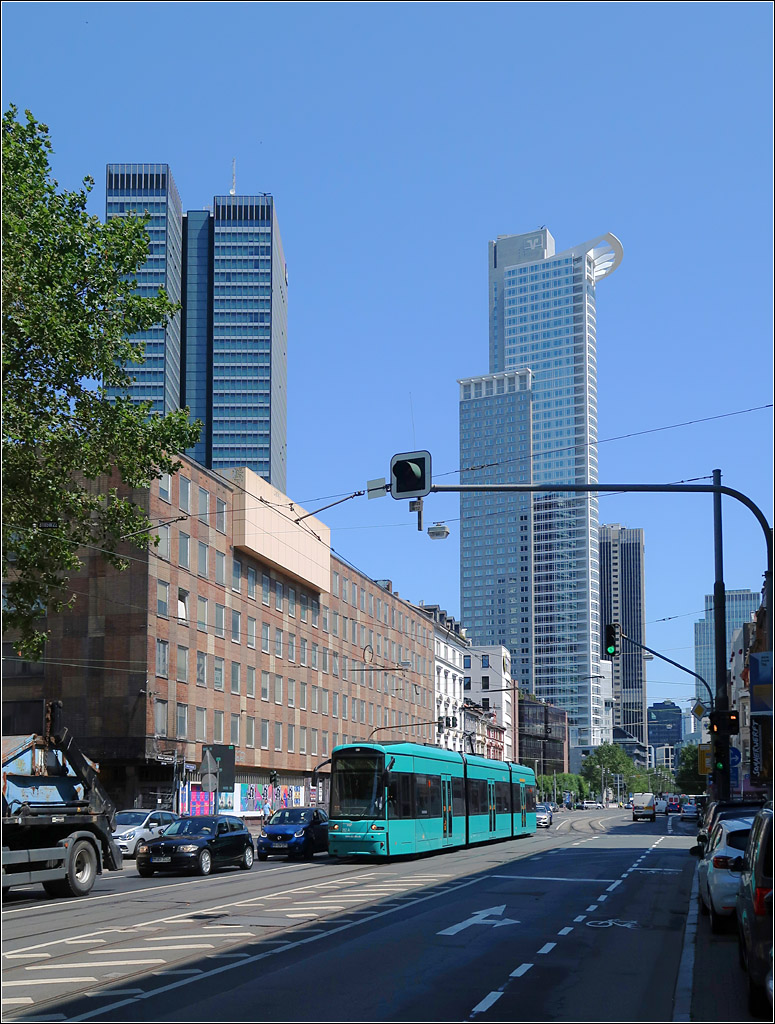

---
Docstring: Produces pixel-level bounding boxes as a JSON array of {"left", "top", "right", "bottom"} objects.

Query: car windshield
[
  {"left": 162, "top": 818, "right": 215, "bottom": 836},
  {"left": 268, "top": 809, "right": 313, "bottom": 825},
  {"left": 116, "top": 811, "right": 149, "bottom": 827}
]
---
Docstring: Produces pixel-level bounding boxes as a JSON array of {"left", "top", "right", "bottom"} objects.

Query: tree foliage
[
  {"left": 674, "top": 744, "right": 706, "bottom": 794},
  {"left": 2, "top": 106, "right": 201, "bottom": 658}
]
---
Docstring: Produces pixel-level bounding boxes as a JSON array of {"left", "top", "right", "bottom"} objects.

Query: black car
[
  {"left": 136, "top": 815, "right": 254, "bottom": 876},
  {"left": 697, "top": 799, "right": 766, "bottom": 849},
  {"left": 257, "top": 807, "right": 329, "bottom": 860}
]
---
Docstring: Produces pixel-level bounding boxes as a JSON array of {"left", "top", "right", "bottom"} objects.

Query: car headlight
[
  {"left": 136, "top": 843, "right": 149, "bottom": 854},
  {"left": 119, "top": 830, "right": 137, "bottom": 841},
  {"left": 294, "top": 828, "right": 306, "bottom": 838},
  {"left": 177, "top": 845, "right": 200, "bottom": 853},
  {"left": 260, "top": 830, "right": 268, "bottom": 838}
]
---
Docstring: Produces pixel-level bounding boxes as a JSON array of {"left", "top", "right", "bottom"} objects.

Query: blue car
[{"left": 257, "top": 807, "right": 329, "bottom": 860}]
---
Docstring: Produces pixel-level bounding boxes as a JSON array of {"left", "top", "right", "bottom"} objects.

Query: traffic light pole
[{"left": 430, "top": 479, "right": 773, "bottom": 662}]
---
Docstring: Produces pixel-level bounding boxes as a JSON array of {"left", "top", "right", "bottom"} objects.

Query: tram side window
[
  {"left": 452, "top": 777, "right": 466, "bottom": 816},
  {"left": 388, "top": 773, "right": 414, "bottom": 819},
  {"left": 512, "top": 783, "right": 522, "bottom": 813},
  {"left": 415, "top": 774, "right": 442, "bottom": 817},
  {"left": 525, "top": 785, "right": 536, "bottom": 812},
  {"left": 467, "top": 777, "right": 487, "bottom": 815},
  {"left": 495, "top": 781, "right": 510, "bottom": 814}
]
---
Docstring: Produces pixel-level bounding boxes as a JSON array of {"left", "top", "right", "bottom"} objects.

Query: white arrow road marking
[{"left": 438, "top": 905, "right": 519, "bottom": 936}]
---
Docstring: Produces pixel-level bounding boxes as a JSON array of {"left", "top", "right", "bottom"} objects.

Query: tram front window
[{"left": 330, "top": 753, "right": 386, "bottom": 820}]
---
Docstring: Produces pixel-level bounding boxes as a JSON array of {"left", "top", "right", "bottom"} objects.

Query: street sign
[
  {"left": 698, "top": 743, "right": 711, "bottom": 775},
  {"left": 692, "top": 701, "right": 706, "bottom": 720},
  {"left": 200, "top": 748, "right": 219, "bottom": 793},
  {"left": 729, "top": 746, "right": 742, "bottom": 767}
]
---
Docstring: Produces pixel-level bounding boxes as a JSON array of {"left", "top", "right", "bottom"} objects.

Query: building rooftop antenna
[{"left": 230, "top": 158, "right": 236, "bottom": 196}]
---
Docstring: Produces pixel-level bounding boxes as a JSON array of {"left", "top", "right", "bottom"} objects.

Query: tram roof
[{"left": 332, "top": 740, "right": 535, "bottom": 777}]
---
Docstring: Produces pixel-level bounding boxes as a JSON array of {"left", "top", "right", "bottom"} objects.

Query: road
[{"left": 0, "top": 809, "right": 749, "bottom": 1022}]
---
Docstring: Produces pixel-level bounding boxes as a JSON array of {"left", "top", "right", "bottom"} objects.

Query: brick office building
[{"left": 3, "top": 460, "right": 437, "bottom": 811}]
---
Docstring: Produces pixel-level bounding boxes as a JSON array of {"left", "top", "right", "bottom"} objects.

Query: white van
[{"left": 632, "top": 793, "right": 656, "bottom": 822}]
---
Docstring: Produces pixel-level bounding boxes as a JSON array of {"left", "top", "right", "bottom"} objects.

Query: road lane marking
[
  {"left": 438, "top": 905, "right": 519, "bottom": 936},
  {"left": 607, "top": 880, "right": 622, "bottom": 892},
  {"left": 491, "top": 875, "right": 615, "bottom": 883},
  {"left": 510, "top": 963, "right": 533, "bottom": 977},
  {"left": 3, "top": 979, "right": 98, "bottom": 986},
  {"left": 537, "top": 942, "right": 556, "bottom": 954},
  {"left": 24, "top": 961, "right": 165, "bottom": 969},
  {"left": 471, "top": 991, "right": 503, "bottom": 1013},
  {"left": 558, "top": 927, "right": 573, "bottom": 936}
]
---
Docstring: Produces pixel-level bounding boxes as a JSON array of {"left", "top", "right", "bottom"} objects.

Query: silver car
[
  {"left": 113, "top": 809, "right": 179, "bottom": 857},
  {"left": 536, "top": 804, "right": 553, "bottom": 828},
  {"left": 696, "top": 816, "right": 754, "bottom": 932}
]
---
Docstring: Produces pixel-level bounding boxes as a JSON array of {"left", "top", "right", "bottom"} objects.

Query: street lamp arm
[{"left": 619, "top": 630, "right": 714, "bottom": 712}]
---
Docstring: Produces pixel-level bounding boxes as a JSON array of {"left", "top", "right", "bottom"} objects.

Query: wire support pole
[{"left": 619, "top": 629, "right": 714, "bottom": 712}]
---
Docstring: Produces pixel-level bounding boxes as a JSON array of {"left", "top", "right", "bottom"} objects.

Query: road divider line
[
  {"left": 471, "top": 991, "right": 503, "bottom": 1014},
  {"left": 537, "top": 942, "right": 556, "bottom": 954},
  {"left": 510, "top": 964, "right": 533, "bottom": 978}
]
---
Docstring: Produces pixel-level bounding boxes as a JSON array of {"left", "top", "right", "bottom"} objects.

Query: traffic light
[
  {"left": 437, "top": 715, "right": 445, "bottom": 733},
  {"left": 714, "top": 744, "right": 729, "bottom": 775},
  {"left": 269, "top": 769, "right": 279, "bottom": 786},
  {"left": 604, "top": 622, "right": 621, "bottom": 658},
  {"left": 709, "top": 710, "right": 740, "bottom": 736},
  {"left": 390, "top": 451, "right": 432, "bottom": 499}
]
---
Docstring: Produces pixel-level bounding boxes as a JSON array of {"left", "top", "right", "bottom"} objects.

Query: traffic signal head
[
  {"left": 269, "top": 769, "right": 279, "bottom": 786},
  {"left": 390, "top": 451, "right": 431, "bottom": 499},
  {"left": 604, "top": 622, "right": 621, "bottom": 658},
  {"left": 709, "top": 710, "right": 740, "bottom": 736},
  {"left": 437, "top": 715, "right": 445, "bottom": 733}
]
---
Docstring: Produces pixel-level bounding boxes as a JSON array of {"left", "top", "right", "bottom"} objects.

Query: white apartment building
[
  {"left": 464, "top": 644, "right": 515, "bottom": 761},
  {"left": 415, "top": 603, "right": 469, "bottom": 753}
]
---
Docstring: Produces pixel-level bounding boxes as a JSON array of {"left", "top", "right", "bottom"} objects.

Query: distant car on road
[
  {"left": 536, "top": 804, "right": 553, "bottom": 828},
  {"left": 632, "top": 793, "right": 657, "bottom": 822},
  {"left": 113, "top": 809, "right": 178, "bottom": 857},
  {"left": 667, "top": 797, "right": 681, "bottom": 814},
  {"left": 136, "top": 815, "right": 254, "bottom": 876},
  {"left": 583, "top": 800, "right": 603, "bottom": 810},
  {"left": 655, "top": 799, "right": 668, "bottom": 814},
  {"left": 681, "top": 802, "right": 699, "bottom": 821}
]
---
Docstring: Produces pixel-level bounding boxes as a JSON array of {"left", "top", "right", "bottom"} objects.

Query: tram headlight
[{"left": 370, "top": 824, "right": 385, "bottom": 831}]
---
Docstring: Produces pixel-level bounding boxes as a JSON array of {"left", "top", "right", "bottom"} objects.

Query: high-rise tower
[
  {"left": 694, "top": 589, "right": 760, "bottom": 703},
  {"left": 600, "top": 523, "right": 647, "bottom": 745},
  {"left": 106, "top": 169, "right": 287, "bottom": 490},
  {"left": 460, "top": 228, "right": 622, "bottom": 748}
]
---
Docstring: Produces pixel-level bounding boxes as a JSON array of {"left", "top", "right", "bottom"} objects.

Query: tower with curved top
[{"left": 460, "top": 228, "right": 623, "bottom": 749}]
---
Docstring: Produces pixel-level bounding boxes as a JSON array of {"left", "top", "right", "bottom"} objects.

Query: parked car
[
  {"left": 681, "top": 802, "right": 699, "bottom": 821},
  {"left": 694, "top": 816, "right": 754, "bottom": 932},
  {"left": 736, "top": 803, "right": 773, "bottom": 1016},
  {"left": 583, "top": 800, "right": 603, "bottom": 810},
  {"left": 136, "top": 815, "right": 254, "bottom": 876},
  {"left": 536, "top": 804, "right": 553, "bottom": 828},
  {"left": 257, "top": 807, "right": 329, "bottom": 860},
  {"left": 113, "top": 809, "right": 179, "bottom": 857},
  {"left": 697, "top": 800, "right": 766, "bottom": 850},
  {"left": 549, "top": 802, "right": 560, "bottom": 813}
]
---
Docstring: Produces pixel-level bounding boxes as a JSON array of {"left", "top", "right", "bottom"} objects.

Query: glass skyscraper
[
  {"left": 106, "top": 170, "right": 287, "bottom": 491},
  {"left": 600, "top": 523, "right": 647, "bottom": 745},
  {"left": 693, "top": 589, "right": 761, "bottom": 704},
  {"left": 106, "top": 164, "right": 183, "bottom": 416},
  {"left": 460, "top": 228, "right": 622, "bottom": 748}
]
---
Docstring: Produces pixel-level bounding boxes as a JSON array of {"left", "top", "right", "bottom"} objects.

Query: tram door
[
  {"left": 520, "top": 783, "right": 527, "bottom": 830},
  {"left": 441, "top": 776, "right": 454, "bottom": 845},
  {"left": 488, "top": 781, "right": 497, "bottom": 833}
]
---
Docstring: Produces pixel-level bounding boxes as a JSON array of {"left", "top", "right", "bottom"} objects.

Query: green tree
[
  {"left": 2, "top": 106, "right": 201, "bottom": 658},
  {"left": 675, "top": 745, "right": 706, "bottom": 794},
  {"left": 579, "top": 742, "right": 632, "bottom": 795}
]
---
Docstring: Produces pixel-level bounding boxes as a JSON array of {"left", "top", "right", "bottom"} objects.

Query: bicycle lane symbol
[{"left": 586, "top": 918, "right": 639, "bottom": 929}]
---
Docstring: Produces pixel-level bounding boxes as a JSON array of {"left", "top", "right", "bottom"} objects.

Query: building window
[
  {"left": 214, "top": 656, "right": 224, "bottom": 691},
  {"left": 247, "top": 665, "right": 255, "bottom": 697},
  {"left": 216, "top": 550, "right": 226, "bottom": 585},
  {"left": 274, "top": 722, "right": 282, "bottom": 751},
  {"left": 262, "top": 574, "right": 271, "bottom": 605},
  {"left": 198, "top": 487, "right": 209, "bottom": 524},
  {"left": 247, "top": 617, "right": 256, "bottom": 649},
  {"left": 247, "top": 566, "right": 256, "bottom": 599},
  {"left": 246, "top": 716, "right": 255, "bottom": 748},
  {"left": 261, "top": 670, "right": 270, "bottom": 701},
  {"left": 464, "top": 655, "right": 471, "bottom": 669},
  {"left": 157, "top": 580, "right": 169, "bottom": 617},
  {"left": 230, "top": 713, "right": 240, "bottom": 746},
  {"left": 288, "top": 678, "right": 295, "bottom": 707},
  {"left": 261, "top": 719, "right": 269, "bottom": 749},
  {"left": 177, "top": 589, "right": 189, "bottom": 624},
  {"left": 196, "top": 707, "right": 206, "bottom": 742},
  {"left": 231, "top": 662, "right": 240, "bottom": 694},
  {"left": 159, "top": 473, "right": 171, "bottom": 503},
  {"left": 196, "top": 651, "right": 207, "bottom": 687},
  {"left": 176, "top": 703, "right": 188, "bottom": 739},
  {"left": 288, "top": 588, "right": 296, "bottom": 617},
  {"left": 287, "top": 723, "right": 295, "bottom": 752},
  {"left": 216, "top": 497, "right": 226, "bottom": 533},
  {"left": 481, "top": 655, "right": 490, "bottom": 668},
  {"left": 288, "top": 633, "right": 296, "bottom": 662},
  {"left": 179, "top": 476, "right": 190, "bottom": 513},
  {"left": 156, "top": 639, "right": 168, "bottom": 678},
  {"left": 197, "top": 597, "right": 208, "bottom": 632},
  {"left": 275, "top": 581, "right": 283, "bottom": 610},
  {"left": 214, "top": 709, "right": 224, "bottom": 744},
  {"left": 262, "top": 622, "right": 270, "bottom": 653},
  {"left": 275, "top": 627, "right": 283, "bottom": 658},
  {"left": 155, "top": 700, "right": 167, "bottom": 737},
  {"left": 232, "top": 558, "right": 241, "bottom": 592},
  {"left": 179, "top": 532, "right": 190, "bottom": 569},
  {"left": 274, "top": 675, "right": 283, "bottom": 704},
  {"left": 300, "top": 638, "right": 308, "bottom": 666},
  {"left": 215, "top": 603, "right": 225, "bottom": 639},
  {"left": 177, "top": 646, "right": 188, "bottom": 683},
  {"left": 198, "top": 542, "right": 208, "bottom": 578},
  {"left": 300, "top": 726, "right": 307, "bottom": 755},
  {"left": 232, "top": 609, "right": 241, "bottom": 643},
  {"left": 156, "top": 524, "right": 170, "bottom": 560},
  {"left": 300, "top": 594, "right": 308, "bottom": 622}
]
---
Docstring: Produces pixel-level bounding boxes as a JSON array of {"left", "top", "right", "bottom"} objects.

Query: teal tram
[{"left": 326, "top": 741, "right": 537, "bottom": 859}]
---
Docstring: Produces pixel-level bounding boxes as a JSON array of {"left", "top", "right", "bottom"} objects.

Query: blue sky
[{"left": 4, "top": 1, "right": 772, "bottom": 718}]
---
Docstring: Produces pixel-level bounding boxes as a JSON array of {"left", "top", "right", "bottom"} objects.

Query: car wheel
[
  {"left": 137, "top": 864, "right": 154, "bottom": 878},
  {"left": 197, "top": 849, "right": 212, "bottom": 876},
  {"left": 240, "top": 846, "right": 254, "bottom": 870},
  {"left": 257, "top": 852, "right": 268, "bottom": 861},
  {"left": 709, "top": 899, "right": 725, "bottom": 934}
]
